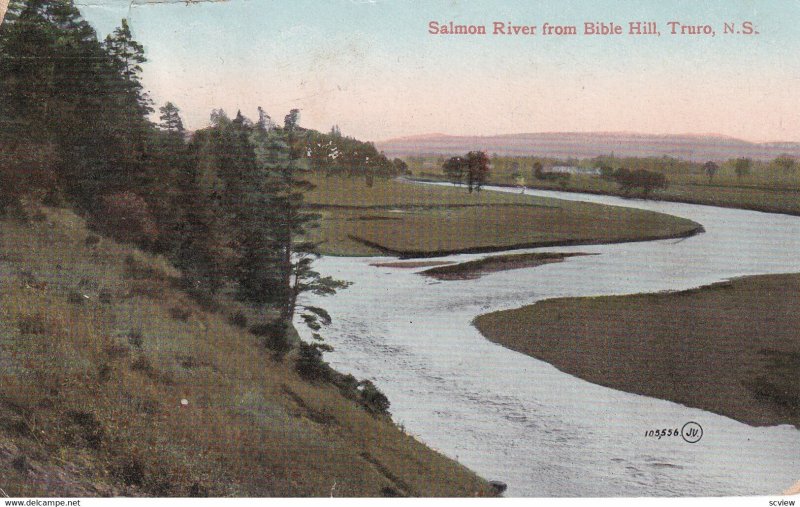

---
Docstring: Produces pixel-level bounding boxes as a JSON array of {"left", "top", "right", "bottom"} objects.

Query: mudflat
[
  {"left": 421, "top": 252, "right": 591, "bottom": 280},
  {"left": 475, "top": 274, "right": 800, "bottom": 428}
]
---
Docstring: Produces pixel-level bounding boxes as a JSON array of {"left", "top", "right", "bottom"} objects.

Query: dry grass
[
  {"left": 474, "top": 274, "right": 800, "bottom": 428},
  {"left": 0, "top": 202, "right": 493, "bottom": 497},
  {"left": 305, "top": 175, "right": 702, "bottom": 257}
]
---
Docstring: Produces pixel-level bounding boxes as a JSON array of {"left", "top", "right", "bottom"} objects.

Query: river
[{"left": 295, "top": 183, "right": 800, "bottom": 496}]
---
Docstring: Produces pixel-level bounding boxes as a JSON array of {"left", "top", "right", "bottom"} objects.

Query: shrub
[
  {"left": 613, "top": 168, "right": 667, "bottom": 197},
  {"left": 251, "top": 320, "right": 292, "bottom": 359},
  {"left": 78, "top": 276, "right": 98, "bottom": 290},
  {"left": 295, "top": 342, "right": 333, "bottom": 382},
  {"left": 0, "top": 142, "right": 58, "bottom": 215},
  {"left": 113, "top": 457, "right": 145, "bottom": 486},
  {"left": 331, "top": 373, "right": 391, "bottom": 416},
  {"left": 228, "top": 311, "right": 248, "bottom": 329},
  {"left": 41, "top": 188, "right": 64, "bottom": 207},
  {"left": 67, "top": 291, "right": 86, "bottom": 305},
  {"left": 123, "top": 254, "right": 168, "bottom": 281},
  {"left": 94, "top": 192, "right": 159, "bottom": 247},
  {"left": 599, "top": 166, "right": 616, "bottom": 180},
  {"left": 381, "top": 486, "right": 403, "bottom": 497},
  {"left": 11, "top": 455, "right": 28, "bottom": 472},
  {"left": 169, "top": 306, "right": 192, "bottom": 322},
  {"left": 127, "top": 330, "right": 144, "bottom": 350},
  {"left": 99, "top": 289, "right": 113, "bottom": 304},
  {"left": 17, "top": 314, "right": 48, "bottom": 335},
  {"left": 131, "top": 355, "right": 154, "bottom": 374},
  {"left": 357, "top": 380, "right": 391, "bottom": 416},
  {"left": 64, "top": 410, "right": 105, "bottom": 450}
]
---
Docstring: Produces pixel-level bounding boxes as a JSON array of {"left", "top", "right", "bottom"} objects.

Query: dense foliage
[
  {"left": 442, "top": 151, "right": 490, "bottom": 192},
  {"left": 0, "top": 1, "right": 379, "bottom": 400}
]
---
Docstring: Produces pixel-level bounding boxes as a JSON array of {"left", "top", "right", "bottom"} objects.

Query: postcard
[{"left": 0, "top": 0, "right": 798, "bottom": 501}]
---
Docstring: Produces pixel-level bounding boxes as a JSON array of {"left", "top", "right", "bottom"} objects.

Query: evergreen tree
[
  {"left": 103, "top": 18, "right": 151, "bottom": 116},
  {"left": 172, "top": 141, "right": 223, "bottom": 296},
  {"left": 0, "top": 0, "right": 118, "bottom": 206},
  {"left": 272, "top": 109, "right": 350, "bottom": 332},
  {"left": 159, "top": 102, "right": 184, "bottom": 134},
  {"left": 209, "top": 108, "right": 229, "bottom": 126},
  {"left": 239, "top": 110, "right": 350, "bottom": 351},
  {"left": 256, "top": 106, "right": 273, "bottom": 131}
]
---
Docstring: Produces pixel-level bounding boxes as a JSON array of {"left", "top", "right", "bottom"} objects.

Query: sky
[{"left": 73, "top": 0, "right": 800, "bottom": 143}]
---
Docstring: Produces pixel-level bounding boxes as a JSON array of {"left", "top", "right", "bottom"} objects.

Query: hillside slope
[
  {"left": 377, "top": 132, "right": 800, "bottom": 162},
  {"left": 0, "top": 202, "right": 494, "bottom": 497}
]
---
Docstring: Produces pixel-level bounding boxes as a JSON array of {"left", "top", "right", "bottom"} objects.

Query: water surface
[{"left": 297, "top": 185, "right": 800, "bottom": 496}]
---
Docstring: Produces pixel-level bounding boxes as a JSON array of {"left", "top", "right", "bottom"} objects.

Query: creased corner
[{"left": 0, "top": 0, "right": 10, "bottom": 27}]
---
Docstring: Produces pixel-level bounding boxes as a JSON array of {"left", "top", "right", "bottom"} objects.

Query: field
[
  {"left": 0, "top": 203, "right": 493, "bottom": 497},
  {"left": 474, "top": 275, "right": 800, "bottom": 428},
  {"left": 514, "top": 174, "right": 800, "bottom": 217},
  {"left": 304, "top": 175, "right": 703, "bottom": 257},
  {"left": 409, "top": 157, "right": 800, "bottom": 216}
]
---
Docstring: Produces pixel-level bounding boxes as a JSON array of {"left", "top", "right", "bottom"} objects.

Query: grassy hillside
[
  {"left": 475, "top": 275, "right": 800, "bottom": 428},
  {"left": 0, "top": 202, "right": 494, "bottom": 497},
  {"left": 305, "top": 175, "right": 703, "bottom": 257}
]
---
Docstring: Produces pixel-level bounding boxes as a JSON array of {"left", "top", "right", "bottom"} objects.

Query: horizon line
[{"left": 374, "top": 130, "right": 800, "bottom": 146}]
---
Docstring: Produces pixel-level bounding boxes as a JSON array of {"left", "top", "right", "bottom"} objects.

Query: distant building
[{"left": 544, "top": 166, "right": 601, "bottom": 176}]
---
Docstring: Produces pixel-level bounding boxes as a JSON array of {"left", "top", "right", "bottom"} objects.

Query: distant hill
[{"left": 376, "top": 132, "right": 800, "bottom": 162}]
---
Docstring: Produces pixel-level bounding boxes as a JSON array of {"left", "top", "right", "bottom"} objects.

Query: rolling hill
[{"left": 376, "top": 132, "right": 800, "bottom": 162}]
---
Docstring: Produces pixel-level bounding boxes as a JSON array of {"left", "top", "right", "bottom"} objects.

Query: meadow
[
  {"left": 474, "top": 274, "right": 800, "bottom": 428},
  {"left": 407, "top": 156, "right": 800, "bottom": 216},
  {"left": 304, "top": 175, "right": 702, "bottom": 257}
]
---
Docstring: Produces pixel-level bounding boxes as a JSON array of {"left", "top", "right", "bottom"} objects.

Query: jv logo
[{"left": 681, "top": 422, "right": 703, "bottom": 443}]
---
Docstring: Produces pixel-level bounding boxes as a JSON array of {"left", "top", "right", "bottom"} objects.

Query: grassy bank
[
  {"left": 517, "top": 175, "right": 800, "bottom": 217},
  {"left": 413, "top": 162, "right": 800, "bottom": 217},
  {"left": 474, "top": 274, "right": 800, "bottom": 428},
  {"left": 421, "top": 252, "right": 591, "bottom": 280},
  {"left": 305, "top": 176, "right": 703, "bottom": 257},
  {"left": 0, "top": 203, "right": 494, "bottom": 497}
]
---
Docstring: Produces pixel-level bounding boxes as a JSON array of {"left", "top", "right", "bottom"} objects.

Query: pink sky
[{"left": 76, "top": 0, "right": 800, "bottom": 143}]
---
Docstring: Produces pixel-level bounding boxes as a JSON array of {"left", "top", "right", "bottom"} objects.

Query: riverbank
[
  {"left": 306, "top": 175, "right": 704, "bottom": 257},
  {"left": 0, "top": 203, "right": 494, "bottom": 497},
  {"left": 474, "top": 274, "right": 800, "bottom": 428},
  {"left": 522, "top": 178, "right": 800, "bottom": 217},
  {"left": 408, "top": 175, "right": 800, "bottom": 217}
]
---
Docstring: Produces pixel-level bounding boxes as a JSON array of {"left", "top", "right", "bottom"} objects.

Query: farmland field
[{"left": 304, "top": 175, "right": 702, "bottom": 257}]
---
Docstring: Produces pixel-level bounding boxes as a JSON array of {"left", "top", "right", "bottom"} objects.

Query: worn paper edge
[{"left": 0, "top": 0, "right": 9, "bottom": 27}]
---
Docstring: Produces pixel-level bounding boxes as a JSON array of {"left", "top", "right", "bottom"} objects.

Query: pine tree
[
  {"left": 0, "top": 0, "right": 116, "bottom": 207},
  {"left": 103, "top": 18, "right": 151, "bottom": 116},
  {"left": 272, "top": 109, "right": 350, "bottom": 334},
  {"left": 159, "top": 102, "right": 184, "bottom": 134},
  {"left": 256, "top": 106, "right": 273, "bottom": 131}
]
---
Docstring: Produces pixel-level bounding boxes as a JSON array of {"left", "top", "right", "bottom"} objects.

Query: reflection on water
[{"left": 296, "top": 185, "right": 800, "bottom": 496}]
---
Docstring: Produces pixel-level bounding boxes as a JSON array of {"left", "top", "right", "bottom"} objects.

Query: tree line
[
  {"left": 442, "top": 151, "right": 490, "bottom": 192},
  {"left": 0, "top": 0, "right": 385, "bottom": 399},
  {"left": 305, "top": 126, "right": 408, "bottom": 185}
]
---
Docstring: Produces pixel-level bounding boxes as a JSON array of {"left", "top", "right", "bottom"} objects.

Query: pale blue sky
[{"left": 76, "top": 0, "right": 800, "bottom": 142}]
